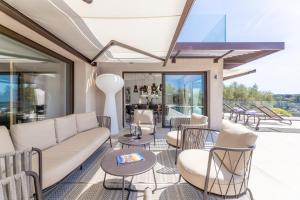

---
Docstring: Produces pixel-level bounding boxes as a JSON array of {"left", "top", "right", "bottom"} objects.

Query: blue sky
[{"left": 179, "top": 0, "right": 300, "bottom": 94}]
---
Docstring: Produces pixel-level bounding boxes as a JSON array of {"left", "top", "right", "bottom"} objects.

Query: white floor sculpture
[{"left": 96, "top": 74, "right": 124, "bottom": 135}]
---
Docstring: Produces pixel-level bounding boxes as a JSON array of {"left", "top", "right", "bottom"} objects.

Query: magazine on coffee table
[{"left": 116, "top": 152, "right": 144, "bottom": 165}]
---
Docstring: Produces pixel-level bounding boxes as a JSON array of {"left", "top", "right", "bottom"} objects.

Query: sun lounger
[{"left": 254, "top": 105, "right": 292, "bottom": 130}]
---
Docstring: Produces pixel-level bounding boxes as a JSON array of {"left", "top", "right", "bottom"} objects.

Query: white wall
[{"left": 97, "top": 59, "right": 223, "bottom": 129}]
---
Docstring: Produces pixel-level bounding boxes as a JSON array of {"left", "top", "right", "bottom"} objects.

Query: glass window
[
  {"left": 0, "top": 33, "right": 73, "bottom": 129},
  {"left": 163, "top": 74, "right": 206, "bottom": 126}
]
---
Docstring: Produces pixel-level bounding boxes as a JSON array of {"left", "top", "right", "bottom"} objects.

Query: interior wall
[
  {"left": 97, "top": 59, "right": 223, "bottom": 130},
  {"left": 0, "top": 11, "right": 98, "bottom": 115}
]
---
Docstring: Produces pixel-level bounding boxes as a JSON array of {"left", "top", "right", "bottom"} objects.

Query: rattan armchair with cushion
[
  {"left": 0, "top": 171, "right": 42, "bottom": 200},
  {"left": 177, "top": 122, "right": 257, "bottom": 200},
  {"left": 166, "top": 113, "right": 208, "bottom": 163},
  {"left": 132, "top": 109, "right": 156, "bottom": 144}
]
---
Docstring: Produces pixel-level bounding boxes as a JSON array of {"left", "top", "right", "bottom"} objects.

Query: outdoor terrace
[{"left": 41, "top": 117, "right": 300, "bottom": 200}]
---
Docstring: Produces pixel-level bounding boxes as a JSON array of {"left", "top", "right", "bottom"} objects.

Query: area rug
[{"left": 43, "top": 128, "right": 250, "bottom": 200}]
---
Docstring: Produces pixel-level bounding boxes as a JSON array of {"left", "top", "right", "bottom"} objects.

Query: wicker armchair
[
  {"left": 131, "top": 109, "right": 156, "bottom": 144},
  {"left": 166, "top": 114, "right": 208, "bottom": 164},
  {"left": 0, "top": 171, "right": 42, "bottom": 200},
  {"left": 177, "top": 124, "right": 257, "bottom": 200},
  {"left": 0, "top": 148, "right": 42, "bottom": 188}
]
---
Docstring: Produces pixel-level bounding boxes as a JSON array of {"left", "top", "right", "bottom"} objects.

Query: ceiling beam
[
  {"left": 171, "top": 50, "right": 181, "bottom": 63},
  {"left": 0, "top": 0, "right": 93, "bottom": 65},
  {"left": 90, "top": 40, "right": 165, "bottom": 64},
  {"left": 163, "top": 0, "right": 195, "bottom": 66},
  {"left": 214, "top": 50, "right": 234, "bottom": 63},
  {"left": 224, "top": 69, "right": 256, "bottom": 80}
]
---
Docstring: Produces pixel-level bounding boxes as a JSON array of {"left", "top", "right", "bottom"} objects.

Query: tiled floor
[{"left": 44, "top": 117, "right": 300, "bottom": 200}]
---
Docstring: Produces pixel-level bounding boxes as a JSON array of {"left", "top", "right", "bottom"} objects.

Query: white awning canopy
[{"left": 4, "top": 0, "right": 192, "bottom": 64}]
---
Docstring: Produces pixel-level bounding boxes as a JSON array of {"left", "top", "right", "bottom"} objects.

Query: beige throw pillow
[{"left": 55, "top": 114, "right": 77, "bottom": 143}]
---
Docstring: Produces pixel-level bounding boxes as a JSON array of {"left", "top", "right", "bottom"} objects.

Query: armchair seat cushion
[
  {"left": 177, "top": 149, "right": 246, "bottom": 196},
  {"left": 139, "top": 124, "right": 155, "bottom": 135},
  {"left": 166, "top": 130, "right": 181, "bottom": 147},
  {"left": 191, "top": 113, "right": 208, "bottom": 124}
]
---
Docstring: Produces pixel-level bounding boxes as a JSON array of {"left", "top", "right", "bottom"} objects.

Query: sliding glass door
[{"left": 163, "top": 73, "right": 206, "bottom": 127}]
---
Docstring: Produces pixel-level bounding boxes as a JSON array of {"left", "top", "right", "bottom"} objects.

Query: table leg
[
  {"left": 122, "top": 176, "right": 125, "bottom": 200},
  {"left": 152, "top": 168, "right": 157, "bottom": 193}
]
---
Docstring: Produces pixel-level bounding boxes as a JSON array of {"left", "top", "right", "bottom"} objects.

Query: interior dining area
[{"left": 123, "top": 72, "right": 207, "bottom": 128}]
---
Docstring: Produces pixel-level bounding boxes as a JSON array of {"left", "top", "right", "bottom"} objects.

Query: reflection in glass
[
  {"left": 0, "top": 33, "right": 71, "bottom": 129},
  {"left": 164, "top": 74, "right": 206, "bottom": 126}
]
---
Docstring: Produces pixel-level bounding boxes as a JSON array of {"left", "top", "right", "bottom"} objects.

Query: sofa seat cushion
[
  {"left": 32, "top": 127, "right": 110, "bottom": 188},
  {"left": 177, "top": 149, "right": 245, "bottom": 196},
  {"left": 10, "top": 119, "right": 56, "bottom": 151},
  {"left": 55, "top": 114, "right": 77, "bottom": 143},
  {"left": 0, "top": 126, "right": 15, "bottom": 154},
  {"left": 166, "top": 130, "right": 181, "bottom": 147},
  {"left": 216, "top": 123, "right": 257, "bottom": 175},
  {"left": 76, "top": 112, "right": 98, "bottom": 132}
]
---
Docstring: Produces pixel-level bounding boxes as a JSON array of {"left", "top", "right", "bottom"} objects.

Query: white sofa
[{"left": 0, "top": 112, "right": 111, "bottom": 189}]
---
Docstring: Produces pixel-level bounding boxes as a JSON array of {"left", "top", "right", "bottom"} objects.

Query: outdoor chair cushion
[
  {"left": 0, "top": 126, "right": 15, "bottom": 154},
  {"left": 134, "top": 110, "right": 154, "bottom": 125},
  {"left": 215, "top": 123, "right": 257, "bottom": 175},
  {"left": 221, "top": 119, "right": 233, "bottom": 129},
  {"left": 32, "top": 127, "right": 110, "bottom": 189},
  {"left": 191, "top": 113, "right": 208, "bottom": 124},
  {"left": 177, "top": 149, "right": 246, "bottom": 196},
  {"left": 10, "top": 119, "right": 56, "bottom": 151},
  {"left": 55, "top": 114, "right": 77, "bottom": 143},
  {"left": 76, "top": 112, "right": 98, "bottom": 132},
  {"left": 166, "top": 130, "right": 181, "bottom": 147},
  {"left": 139, "top": 124, "right": 155, "bottom": 135}
]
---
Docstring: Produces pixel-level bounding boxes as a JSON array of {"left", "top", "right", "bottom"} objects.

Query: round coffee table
[
  {"left": 101, "top": 148, "right": 157, "bottom": 200},
  {"left": 118, "top": 134, "right": 153, "bottom": 150}
]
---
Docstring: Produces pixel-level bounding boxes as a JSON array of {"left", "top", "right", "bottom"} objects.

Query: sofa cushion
[
  {"left": 177, "top": 149, "right": 246, "bottom": 196},
  {"left": 76, "top": 112, "right": 98, "bottom": 132},
  {"left": 0, "top": 126, "right": 15, "bottom": 154},
  {"left": 32, "top": 127, "right": 110, "bottom": 189},
  {"left": 55, "top": 115, "right": 77, "bottom": 143},
  {"left": 10, "top": 119, "right": 56, "bottom": 151},
  {"left": 190, "top": 113, "right": 208, "bottom": 124},
  {"left": 134, "top": 110, "right": 154, "bottom": 124},
  {"left": 215, "top": 123, "right": 257, "bottom": 175},
  {"left": 166, "top": 130, "right": 181, "bottom": 147}
]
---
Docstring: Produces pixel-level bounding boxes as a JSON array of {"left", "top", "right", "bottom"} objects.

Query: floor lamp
[{"left": 96, "top": 74, "right": 124, "bottom": 135}]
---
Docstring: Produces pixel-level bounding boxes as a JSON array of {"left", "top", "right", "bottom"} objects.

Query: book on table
[{"left": 116, "top": 152, "right": 144, "bottom": 165}]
